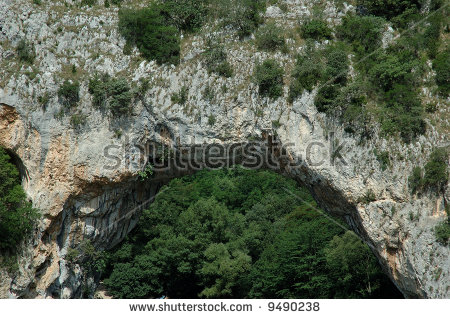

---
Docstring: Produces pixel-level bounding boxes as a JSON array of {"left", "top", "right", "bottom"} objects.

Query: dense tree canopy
[
  {"left": 102, "top": 168, "right": 401, "bottom": 299},
  {"left": 0, "top": 147, "right": 38, "bottom": 252}
]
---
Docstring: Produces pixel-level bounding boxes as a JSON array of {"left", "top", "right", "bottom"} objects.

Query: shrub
[
  {"left": 288, "top": 56, "right": 323, "bottom": 102},
  {"left": 408, "top": 167, "right": 423, "bottom": 194},
  {"left": 108, "top": 78, "right": 133, "bottom": 115},
  {"left": 58, "top": 80, "right": 80, "bottom": 108},
  {"left": 333, "top": 81, "right": 369, "bottom": 133},
  {"left": 16, "top": 39, "right": 35, "bottom": 64},
  {"left": 70, "top": 113, "right": 87, "bottom": 128},
  {"left": 301, "top": 19, "right": 332, "bottom": 40},
  {"left": 208, "top": 115, "right": 216, "bottom": 126},
  {"left": 368, "top": 54, "right": 411, "bottom": 91},
  {"left": 432, "top": 48, "right": 450, "bottom": 98},
  {"left": 38, "top": 92, "right": 50, "bottom": 109},
  {"left": 118, "top": 6, "right": 180, "bottom": 65},
  {"left": 171, "top": 86, "right": 189, "bottom": 105},
  {"left": 203, "top": 41, "right": 233, "bottom": 77},
  {"left": 324, "top": 46, "right": 349, "bottom": 85},
  {"left": 0, "top": 147, "right": 39, "bottom": 252},
  {"left": 217, "top": 0, "right": 266, "bottom": 38},
  {"left": 253, "top": 59, "right": 284, "bottom": 99},
  {"left": 374, "top": 149, "right": 390, "bottom": 171},
  {"left": 315, "top": 84, "right": 340, "bottom": 113},
  {"left": 81, "top": 0, "right": 97, "bottom": 6},
  {"left": 337, "top": 14, "right": 386, "bottom": 57},
  {"left": 159, "top": 0, "right": 208, "bottom": 32},
  {"left": 435, "top": 218, "right": 450, "bottom": 246},
  {"left": 423, "top": 148, "right": 448, "bottom": 190},
  {"left": 88, "top": 74, "right": 133, "bottom": 115},
  {"left": 255, "top": 22, "right": 286, "bottom": 51},
  {"left": 423, "top": 14, "right": 443, "bottom": 59},
  {"left": 360, "top": 189, "right": 376, "bottom": 204},
  {"left": 356, "top": 0, "right": 421, "bottom": 28}
]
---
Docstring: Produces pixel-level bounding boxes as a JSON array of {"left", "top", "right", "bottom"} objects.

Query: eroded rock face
[{"left": 0, "top": 0, "right": 448, "bottom": 298}]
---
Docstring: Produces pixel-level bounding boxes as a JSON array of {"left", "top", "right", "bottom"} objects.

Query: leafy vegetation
[
  {"left": 253, "top": 59, "right": 284, "bottom": 99},
  {"left": 337, "top": 15, "right": 386, "bottom": 58},
  {"left": 118, "top": 6, "right": 180, "bottom": 65},
  {"left": 58, "top": 80, "right": 80, "bottom": 108},
  {"left": 356, "top": 0, "right": 421, "bottom": 28},
  {"left": 423, "top": 148, "right": 448, "bottom": 190},
  {"left": 0, "top": 147, "right": 38, "bottom": 252},
  {"left": 408, "top": 167, "right": 424, "bottom": 194},
  {"left": 301, "top": 19, "right": 332, "bottom": 40},
  {"left": 88, "top": 73, "right": 133, "bottom": 116},
  {"left": 216, "top": 0, "right": 266, "bottom": 38},
  {"left": 171, "top": 86, "right": 189, "bottom": 105},
  {"left": 432, "top": 48, "right": 450, "bottom": 98},
  {"left": 408, "top": 148, "right": 448, "bottom": 194},
  {"left": 255, "top": 22, "right": 286, "bottom": 52},
  {"left": 203, "top": 40, "right": 233, "bottom": 77},
  {"left": 435, "top": 217, "right": 450, "bottom": 246},
  {"left": 16, "top": 39, "right": 35, "bottom": 64},
  {"left": 288, "top": 48, "right": 323, "bottom": 102},
  {"left": 160, "top": 0, "right": 208, "bottom": 32},
  {"left": 102, "top": 168, "right": 401, "bottom": 299}
]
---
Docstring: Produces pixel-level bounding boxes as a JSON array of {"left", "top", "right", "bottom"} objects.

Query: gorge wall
[{"left": 0, "top": 0, "right": 449, "bottom": 298}]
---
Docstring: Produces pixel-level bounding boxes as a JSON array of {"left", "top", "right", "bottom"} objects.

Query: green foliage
[
  {"left": 159, "top": 0, "right": 208, "bottom": 32},
  {"left": 118, "top": 6, "right": 180, "bottom": 65},
  {"left": 16, "top": 39, "right": 35, "bottom": 64},
  {"left": 357, "top": 0, "right": 421, "bottom": 28},
  {"left": 138, "top": 164, "right": 154, "bottom": 181},
  {"left": 107, "top": 78, "right": 133, "bottom": 115},
  {"left": 208, "top": 115, "right": 216, "bottom": 126},
  {"left": 38, "top": 92, "right": 50, "bottom": 109},
  {"left": 88, "top": 74, "right": 133, "bottom": 115},
  {"left": 324, "top": 46, "right": 349, "bottom": 85},
  {"left": 337, "top": 15, "right": 385, "bottom": 58},
  {"left": 336, "top": 10, "right": 428, "bottom": 142},
  {"left": 368, "top": 53, "right": 411, "bottom": 91},
  {"left": 171, "top": 86, "right": 189, "bottom": 105},
  {"left": 423, "top": 13, "right": 443, "bottom": 59},
  {"left": 215, "top": 0, "right": 266, "bottom": 38},
  {"left": 434, "top": 218, "right": 450, "bottom": 246},
  {"left": 255, "top": 22, "right": 286, "bottom": 52},
  {"left": 0, "top": 148, "right": 39, "bottom": 252},
  {"left": 81, "top": 0, "right": 96, "bottom": 7},
  {"left": 359, "top": 189, "right": 376, "bottom": 204},
  {"left": 203, "top": 41, "right": 233, "bottom": 77},
  {"left": 301, "top": 19, "right": 332, "bottom": 40},
  {"left": 432, "top": 48, "right": 450, "bottom": 98},
  {"left": 253, "top": 59, "right": 284, "bottom": 99},
  {"left": 66, "top": 248, "right": 80, "bottom": 264},
  {"left": 58, "top": 80, "right": 80, "bottom": 108},
  {"left": 315, "top": 83, "right": 340, "bottom": 113},
  {"left": 374, "top": 149, "right": 390, "bottom": 171},
  {"left": 408, "top": 166, "right": 423, "bottom": 194},
  {"left": 102, "top": 168, "right": 400, "bottom": 299},
  {"left": 408, "top": 148, "right": 448, "bottom": 193},
  {"left": 70, "top": 113, "right": 87, "bottom": 128},
  {"left": 288, "top": 54, "right": 323, "bottom": 102},
  {"left": 423, "top": 148, "right": 448, "bottom": 190}
]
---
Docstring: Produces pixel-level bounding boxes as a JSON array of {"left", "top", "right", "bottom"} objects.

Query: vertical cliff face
[{"left": 0, "top": 0, "right": 448, "bottom": 298}]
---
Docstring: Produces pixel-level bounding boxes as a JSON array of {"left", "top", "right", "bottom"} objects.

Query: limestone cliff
[{"left": 0, "top": 0, "right": 448, "bottom": 298}]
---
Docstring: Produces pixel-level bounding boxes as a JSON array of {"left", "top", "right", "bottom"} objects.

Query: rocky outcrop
[{"left": 0, "top": 0, "right": 448, "bottom": 298}]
